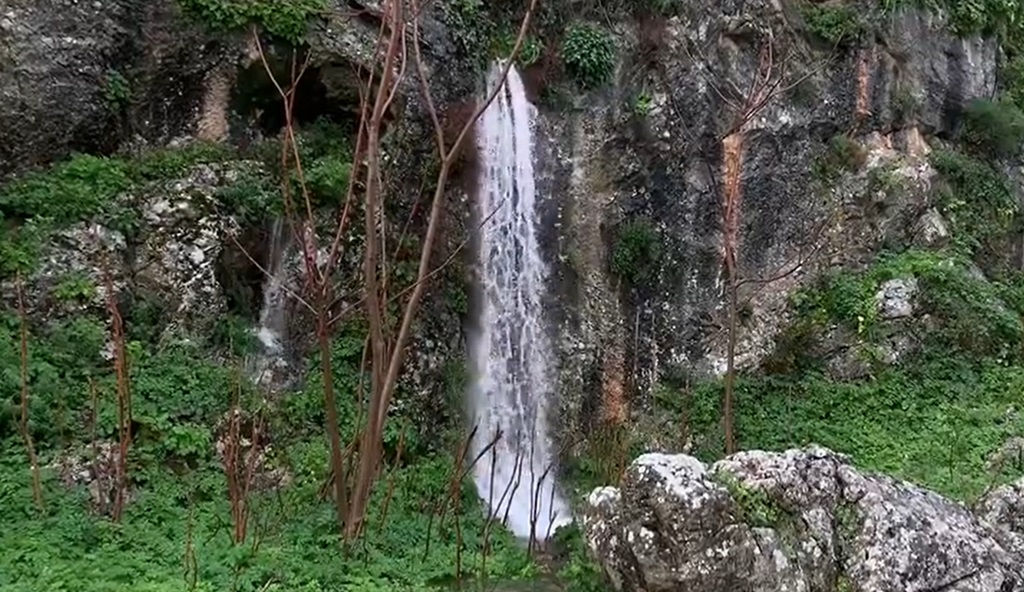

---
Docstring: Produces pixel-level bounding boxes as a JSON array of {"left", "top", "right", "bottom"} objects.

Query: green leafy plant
[
  {"left": 713, "top": 471, "right": 784, "bottom": 528},
  {"left": 175, "top": 0, "right": 327, "bottom": 44},
  {"left": 610, "top": 218, "right": 661, "bottom": 284},
  {"left": 52, "top": 275, "right": 96, "bottom": 303},
  {"left": 561, "top": 23, "right": 617, "bottom": 88},
  {"left": 961, "top": 98, "right": 1024, "bottom": 159},
  {"left": 930, "top": 148, "right": 1017, "bottom": 264},
  {"left": 103, "top": 69, "right": 132, "bottom": 110},
  {"left": 800, "top": 2, "right": 866, "bottom": 46},
  {"left": 553, "top": 524, "right": 607, "bottom": 592},
  {"left": 442, "top": 0, "right": 491, "bottom": 60},
  {"left": 634, "top": 91, "right": 653, "bottom": 117}
]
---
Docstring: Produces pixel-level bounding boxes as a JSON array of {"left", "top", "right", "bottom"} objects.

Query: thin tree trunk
[{"left": 15, "top": 274, "right": 43, "bottom": 511}]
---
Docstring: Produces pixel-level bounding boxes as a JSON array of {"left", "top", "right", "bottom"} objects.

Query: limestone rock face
[
  {"left": 0, "top": 0, "right": 228, "bottom": 177},
  {"left": 4, "top": 162, "right": 248, "bottom": 337},
  {"left": 584, "top": 448, "right": 1024, "bottom": 592},
  {"left": 542, "top": 0, "right": 1002, "bottom": 445}
]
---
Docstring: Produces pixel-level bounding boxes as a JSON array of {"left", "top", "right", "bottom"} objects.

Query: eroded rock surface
[
  {"left": 3, "top": 162, "right": 248, "bottom": 336},
  {"left": 584, "top": 447, "right": 1024, "bottom": 592}
]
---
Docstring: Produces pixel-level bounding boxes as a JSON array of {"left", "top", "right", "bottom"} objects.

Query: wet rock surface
[{"left": 584, "top": 447, "right": 1024, "bottom": 592}]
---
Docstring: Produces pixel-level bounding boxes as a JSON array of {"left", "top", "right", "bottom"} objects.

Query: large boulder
[{"left": 584, "top": 447, "right": 1024, "bottom": 592}]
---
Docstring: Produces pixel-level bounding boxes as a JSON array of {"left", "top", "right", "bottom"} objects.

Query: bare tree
[{"left": 689, "top": 26, "right": 829, "bottom": 454}]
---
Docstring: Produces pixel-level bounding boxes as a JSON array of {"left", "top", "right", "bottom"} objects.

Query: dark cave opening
[{"left": 231, "top": 47, "right": 361, "bottom": 137}]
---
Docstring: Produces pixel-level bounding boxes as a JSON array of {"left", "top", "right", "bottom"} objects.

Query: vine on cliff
[{"left": 176, "top": 0, "right": 327, "bottom": 44}]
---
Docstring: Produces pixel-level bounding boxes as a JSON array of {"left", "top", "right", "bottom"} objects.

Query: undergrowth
[
  {"left": 0, "top": 312, "right": 541, "bottom": 591},
  {"left": 653, "top": 357, "right": 1024, "bottom": 502}
]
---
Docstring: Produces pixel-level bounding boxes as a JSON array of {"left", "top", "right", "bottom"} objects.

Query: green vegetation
[
  {"left": 1004, "top": 56, "right": 1024, "bottom": 108},
  {"left": 713, "top": 472, "right": 784, "bottom": 528},
  {"left": 0, "top": 145, "right": 228, "bottom": 277},
  {"left": 175, "top": 0, "right": 327, "bottom": 44},
  {"left": 442, "top": 0, "right": 491, "bottom": 61},
  {"left": 491, "top": 32, "right": 545, "bottom": 67},
  {"left": 561, "top": 23, "right": 617, "bottom": 89},
  {"left": 812, "top": 134, "right": 866, "bottom": 183},
  {"left": 0, "top": 308, "right": 546, "bottom": 591},
  {"left": 0, "top": 120, "right": 356, "bottom": 279},
  {"left": 651, "top": 342, "right": 1024, "bottom": 502},
  {"left": 792, "top": 249, "right": 1024, "bottom": 360},
  {"left": 103, "top": 69, "right": 131, "bottom": 110},
  {"left": 633, "top": 91, "right": 653, "bottom": 117},
  {"left": 880, "top": 0, "right": 1024, "bottom": 55},
  {"left": 961, "top": 98, "right": 1024, "bottom": 159},
  {"left": 610, "top": 218, "right": 661, "bottom": 284},
  {"left": 929, "top": 149, "right": 1017, "bottom": 265},
  {"left": 552, "top": 524, "right": 606, "bottom": 592},
  {"left": 800, "top": 2, "right": 866, "bottom": 46},
  {"left": 0, "top": 119, "right": 607, "bottom": 590}
]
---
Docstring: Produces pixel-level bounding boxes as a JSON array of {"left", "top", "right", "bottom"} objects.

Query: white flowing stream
[
  {"left": 467, "top": 62, "right": 571, "bottom": 540},
  {"left": 247, "top": 217, "right": 291, "bottom": 389}
]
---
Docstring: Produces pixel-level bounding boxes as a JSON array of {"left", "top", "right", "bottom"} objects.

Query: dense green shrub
[
  {"left": 793, "top": 250, "right": 1024, "bottom": 359},
  {"left": 1004, "top": 55, "right": 1024, "bottom": 108},
  {"left": 961, "top": 98, "right": 1024, "bottom": 158},
  {"left": 930, "top": 149, "right": 1017, "bottom": 264},
  {"left": 0, "top": 154, "right": 132, "bottom": 224},
  {"left": 800, "top": 2, "right": 865, "bottom": 46},
  {"left": 610, "top": 218, "right": 661, "bottom": 284},
  {"left": 561, "top": 23, "right": 617, "bottom": 88},
  {"left": 442, "top": 0, "right": 492, "bottom": 60},
  {"left": 175, "top": 0, "right": 327, "bottom": 44}
]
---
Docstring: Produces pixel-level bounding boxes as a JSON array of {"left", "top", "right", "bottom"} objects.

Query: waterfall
[
  {"left": 248, "top": 218, "right": 292, "bottom": 389},
  {"left": 468, "top": 62, "right": 571, "bottom": 540}
]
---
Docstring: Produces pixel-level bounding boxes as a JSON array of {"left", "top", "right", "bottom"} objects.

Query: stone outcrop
[
  {"left": 0, "top": 0, "right": 230, "bottom": 177},
  {"left": 3, "top": 162, "right": 249, "bottom": 336},
  {"left": 584, "top": 447, "right": 1024, "bottom": 592}
]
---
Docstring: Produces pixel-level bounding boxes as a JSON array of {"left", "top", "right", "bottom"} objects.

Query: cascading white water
[
  {"left": 468, "top": 62, "right": 571, "bottom": 540},
  {"left": 248, "top": 218, "right": 292, "bottom": 389}
]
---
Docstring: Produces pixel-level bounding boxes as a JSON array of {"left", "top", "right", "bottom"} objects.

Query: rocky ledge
[{"left": 584, "top": 447, "right": 1024, "bottom": 592}]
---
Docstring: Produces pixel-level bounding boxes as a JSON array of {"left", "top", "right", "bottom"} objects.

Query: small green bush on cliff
[
  {"left": 611, "top": 218, "right": 661, "bottom": 284},
  {"left": 176, "top": 0, "right": 327, "bottom": 44},
  {"left": 800, "top": 2, "right": 866, "bottom": 46},
  {"left": 561, "top": 23, "right": 617, "bottom": 88},
  {"left": 930, "top": 149, "right": 1017, "bottom": 265},
  {"left": 961, "top": 98, "right": 1024, "bottom": 159}
]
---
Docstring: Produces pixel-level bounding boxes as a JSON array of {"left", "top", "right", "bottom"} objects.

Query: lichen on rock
[{"left": 585, "top": 448, "right": 1024, "bottom": 592}]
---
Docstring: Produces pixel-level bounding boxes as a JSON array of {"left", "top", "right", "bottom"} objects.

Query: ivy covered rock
[
  {"left": 584, "top": 448, "right": 1024, "bottom": 592},
  {"left": 2, "top": 160, "right": 255, "bottom": 338}
]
